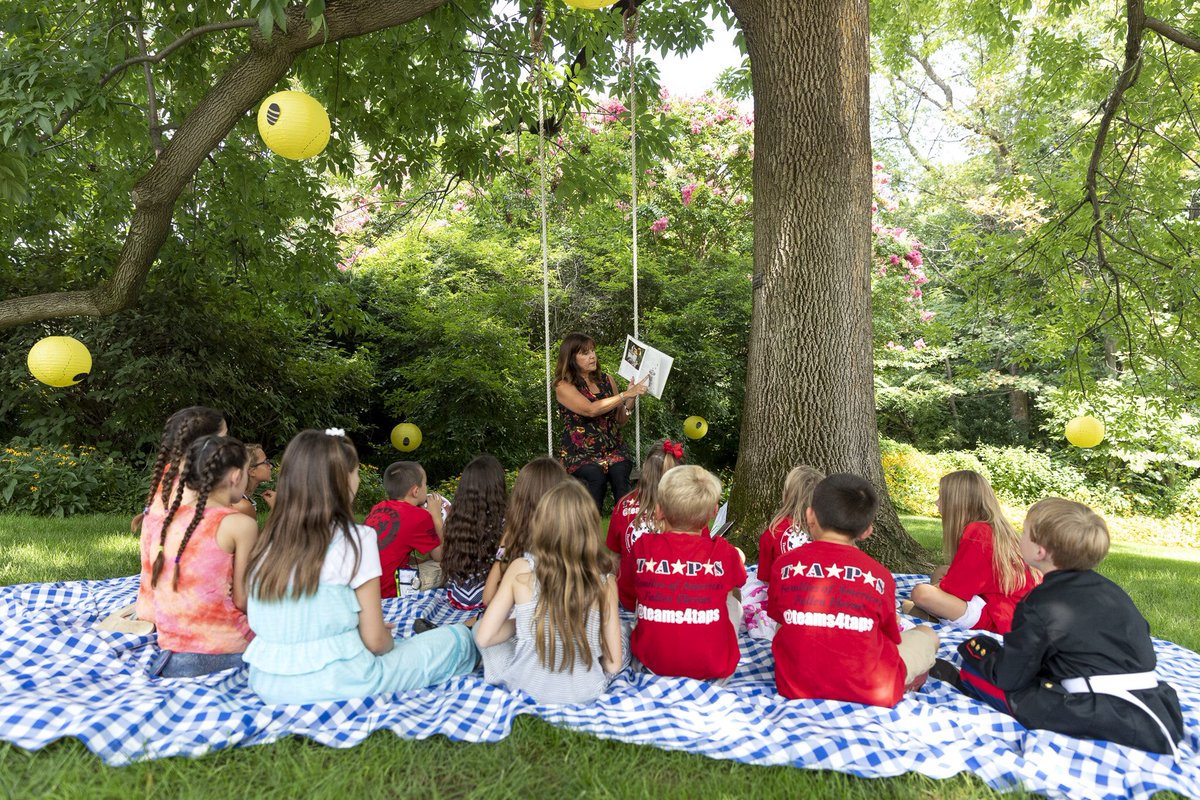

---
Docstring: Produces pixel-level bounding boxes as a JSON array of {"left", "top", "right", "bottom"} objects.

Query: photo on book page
[{"left": 617, "top": 335, "right": 674, "bottom": 399}]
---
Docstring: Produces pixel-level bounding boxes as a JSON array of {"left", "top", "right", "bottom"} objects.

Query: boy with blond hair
[
  {"left": 937, "top": 497, "right": 1183, "bottom": 755},
  {"left": 630, "top": 465, "right": 747, "bottom": 681},
  {"left": 769, "top": 473, "right": 938, "bottom": 706}
]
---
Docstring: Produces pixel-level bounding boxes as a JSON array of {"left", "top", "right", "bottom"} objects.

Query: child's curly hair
[{"left": 441, "top": 454, "right": 507, "bottom": 587}]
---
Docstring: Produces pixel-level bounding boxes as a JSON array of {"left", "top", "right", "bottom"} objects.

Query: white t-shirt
[{"left": 319, "top": 523, "right": 383, "bottom": 589}]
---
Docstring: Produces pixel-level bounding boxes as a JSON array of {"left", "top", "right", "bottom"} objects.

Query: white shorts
[{"left": 947, "top": 594, "right": 986, "bottom": 630}]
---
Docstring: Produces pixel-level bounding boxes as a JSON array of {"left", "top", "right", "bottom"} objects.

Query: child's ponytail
[{"left": 630, "top": 440, "right": 685, "bottom": 530}]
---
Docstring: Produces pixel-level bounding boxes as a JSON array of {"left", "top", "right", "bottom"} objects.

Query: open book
[
  {"left": 710, "top": 502, "right": 734, "bottom": 538},
  {"left": 617, "top": 335, "right": 674, "bottom": 399}
]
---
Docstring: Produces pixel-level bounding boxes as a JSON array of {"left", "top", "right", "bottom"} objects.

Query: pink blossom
[
  {"left": 452, "top": 200, "right": 467, "bottom": 212},
  {"left": 871, "top": 203, "right": 878, "bottom": 213},
  {"left": 394, "top": 200, "right": 407, "bottom": 208},
  {"left": 879, "top": 176, "right": 890, "bottom": 184},
  {"left": 733, "top": 194, "right": 747, "bottom": 205},
  {"left": 659, "top": 87, "right": 671, "bottom": 101},
  {"left": 871, "top": 223, "right": 883, "bottom": 234},
  {"left": 874, "top": 163, "right": 884, "bottom": 171},
  {"left": 597, "top": 98, "right": 628, "bottom": 124},
  {"left": 522, "top": 188, "right": 534, "bottom": 198},
  {"left": 681, "top": 182, "right": 698, "bottom": 206},
  {"left": 650, "top": 216, "right": 669, "bottom": 234},
  {"left": 885, "top": 341, "right": 907, "bottom": 351},
  {"left": 920, "top": 310, "right": 936, "bottom": 322},
  {"left": 913, "top": 273, "right": 929, "bottom": 285},
  {"left": 372, "top": 183, "right": 382, "bottom": 194},
  {"left": 891, "top": 227, "right": 906, "bottom": 238},
  {"left": 913, "top": 338, "right": 927, "bottom": 350},
  {"left": 690, "top": 120, "right": 703, "bottom": 135},
  {"left": 910, "top": 288, "right": 923, "bottom": 299},
  {"left": 905, "top": 250, "right": 924, "bottom": 267},
  {"left": 889, "top": 254, "right": 900, "bottom": 266},
  {"left": 647, "top": 180, "right": 657, "bottom": 189},
  {"left": 877, "top": 266, "right": 888, "bottom": 277},
  {"left": 615, "top": 200, "right": 631, "bottom": 211}
]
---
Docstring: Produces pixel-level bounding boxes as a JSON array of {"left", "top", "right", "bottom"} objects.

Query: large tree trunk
[{"left": 725, "top": 0, "right": 930, "bottom": 572}]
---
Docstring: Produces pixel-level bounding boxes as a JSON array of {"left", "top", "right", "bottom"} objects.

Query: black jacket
[{"left": 964, "top": 569, "right": 1183, "bottom": 755}]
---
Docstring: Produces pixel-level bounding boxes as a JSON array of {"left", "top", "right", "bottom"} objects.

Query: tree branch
[
  {"left": 1144, "top": 16, "right": 1200, "bottom": 53},
  {"left": 46, "top": 19, "right": 259, "bottom": 139},
  {"left": 2, "top": 0, "right": 453, "bottom": 329},
  {"left": 134, "top": 19, "right": 164, "bottom": 156}
]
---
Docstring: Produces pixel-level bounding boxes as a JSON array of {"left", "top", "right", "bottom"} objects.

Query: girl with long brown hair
[
  {"left": 142, "top": 434, "right": 259, "bottom": 677},
  {"left": 440, "top": 454, "right": 507, "bottom": 611},
  {"left": 481, "top": 457, "right": 569, "bottom": 606},
  {"left": 606, "top": 440, "right": 685, "bottom": 611},
  {"left": 904, "top": 470, "right": 1037, "bottom": 634},
  {"left": 474, "top": 481, "right": 624, "bottom": 704},
  {"left": 242, "top": 429, "right": 477, "bottom": 704}
]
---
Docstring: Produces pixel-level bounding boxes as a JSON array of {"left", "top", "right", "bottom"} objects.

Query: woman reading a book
[{"left": 554, "top": 332, "right": 649, "bottom": 511}]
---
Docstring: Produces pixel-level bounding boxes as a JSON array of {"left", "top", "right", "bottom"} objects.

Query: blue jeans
[{"left": 149, "top": 649, "right": 245, "bottom": 678}]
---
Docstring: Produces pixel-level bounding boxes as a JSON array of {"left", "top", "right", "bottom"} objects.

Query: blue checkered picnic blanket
[{"left": 2, "top": 571, "right": 1198, "bottom": 799}]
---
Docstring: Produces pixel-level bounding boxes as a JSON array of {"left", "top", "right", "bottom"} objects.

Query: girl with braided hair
[
  {"left": 143, "top": 434, "right": 259, "bottom": 677},
  {"left": 133, "top": 406, "right": 227, "bottom": 623},
  {"left": 243, "top": 430, "right": 477, "bottom": 704}
]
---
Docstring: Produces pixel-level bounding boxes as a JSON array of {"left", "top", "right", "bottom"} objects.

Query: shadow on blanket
[{"left": 1, "top": 572, "right": 1198, "bottom": 800}]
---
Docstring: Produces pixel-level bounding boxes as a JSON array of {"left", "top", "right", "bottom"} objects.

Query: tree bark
[
  {"left": 725, "top": 0, "right": 930, "bottom": 572},
  {"left": 0, "top": 0, "right": 450, "bottom": 329}
]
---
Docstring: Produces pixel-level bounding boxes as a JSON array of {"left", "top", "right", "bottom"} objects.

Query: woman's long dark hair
[
  {"left": 246, "top": 430, "right": 361, "bottom": 601},
  {"left": 554, "top": 332, "right": 600, "bottom": 387},
  {"left": 441, "top": 454, "right": 507, "bottom": 586}
]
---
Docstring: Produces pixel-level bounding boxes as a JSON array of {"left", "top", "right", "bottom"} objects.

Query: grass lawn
[{"left": 2, "top": 513, "right": 1196, "bottom": 799}]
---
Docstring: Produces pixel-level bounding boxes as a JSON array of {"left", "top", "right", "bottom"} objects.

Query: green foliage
[{"left": 0, "top": 439, "right": 140, "bottom": 517}]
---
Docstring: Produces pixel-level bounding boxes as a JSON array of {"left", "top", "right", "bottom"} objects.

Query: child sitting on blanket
[
  {"left": 364, "top": 460, "right": 446, "bottom": 600},
  {"left": 606, "top": 440, "right": 685, "bottom": 611},
  {"left": 743, "top": 465, "right": 825, "bottom": 640},
  {"left": 243, "top": 429, "right": 477, "bottom": 705},
  {"left": 144, "top": 435, "right": 260, "bottom": 677},
  {"left": 475, "top": 480, "right": 624, "bottom": 703},
  {"left": 440, "top": 454, "right": 508, "bottom": 612},
  {"left": 232, "top": 444, "right": 276, "bottom": 519},
  {"left": 933, "top": 498, "right": 1184, "bottom": 755},
  {"left": 630, "top": 466, "right": 746, "bottom": 681},
  {"left": 768, "top": 473, "right": 938, "bottom": 706},
  {"left": 902, "top": 470, "right": 1036, "bottom": 634},
  {"left": 133, "top": 406, "right": 227, "bottom": 624},
  {"left": 483, "top": 457, "right": 569, "bottom": 605}
]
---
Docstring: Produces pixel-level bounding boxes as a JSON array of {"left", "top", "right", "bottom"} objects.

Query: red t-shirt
[
  {"left": 630, "top": 531, "right": 747, "bottom": 680},
  {"left": 756, "top": 516, "right": 810, "bottom": 587},
  {"left": 938, "top": 521, "right": 1035, "bottom": 634},
  {"left": 364, "top": 499, "right": 440, "bottom": 599},
  {"left": 769, "top": 540, "right": 904, "bottom": 707},
  {"left": 607, "top": 492, "right": 654, "bottom": 611}
]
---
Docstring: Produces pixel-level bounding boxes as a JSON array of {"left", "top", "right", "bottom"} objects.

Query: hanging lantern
[
  {"left": 391, "top": 423, "right": 423, "bottom": 452},
  {"left": 1065, "top": 416, "right": 1105, "bottom": 448},
  {"left": 256, "top": 90, "right": 331, "bottom": 160},
  {"left": 683, "top": 416, "right": 708, "bottom": 440},
  {"left": 562, "top": 0, "right": 618, "bottom": 8},
  {"left": 28, "top": 336, "right": 92, "bottom": 387}
]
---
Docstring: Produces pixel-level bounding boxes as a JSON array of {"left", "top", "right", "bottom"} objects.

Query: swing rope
[
  {"left": 624, "top": 5, "right": 641, "bottom": 462},
  {"left": 532, "top": 1, "right": 554, "bottom": 457}
]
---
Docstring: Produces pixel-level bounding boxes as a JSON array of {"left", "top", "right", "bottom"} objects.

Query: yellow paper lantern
[
  {"left": 683, "top": 416, "right": 708, "bottom": 440},
  {"left": 28, "top": 336, "right": 92, "bottom": 387},
  {"left": 1065, "top": 416, "right": 1105, "bottom": 448},
  {"left": 257, "top": 90, "right": 331, "bottom": 160},
  {"left": 391, "top": 423, "right": 423, "bottom": 452},
  {"left": 562, "top": 0, "right": 618, "bottom": 7}
]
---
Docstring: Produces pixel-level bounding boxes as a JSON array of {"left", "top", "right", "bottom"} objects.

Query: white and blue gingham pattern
[{"left": 1, "top": 571, "right": 1198, "bottom": 799}]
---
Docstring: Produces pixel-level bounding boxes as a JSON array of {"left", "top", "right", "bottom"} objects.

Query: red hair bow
[{"left": 663, "top": 440, "right": 684, "bottom": 460}]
